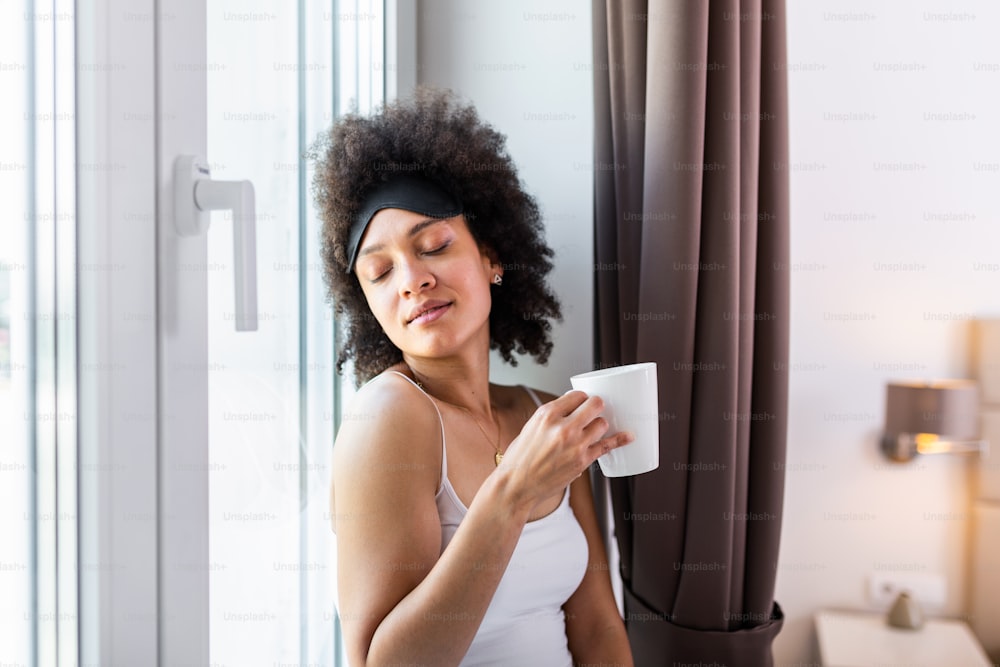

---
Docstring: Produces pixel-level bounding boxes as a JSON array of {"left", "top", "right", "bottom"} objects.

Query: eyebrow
[{"left": 357, "top": 217, "right": 448, "bottom": 258}]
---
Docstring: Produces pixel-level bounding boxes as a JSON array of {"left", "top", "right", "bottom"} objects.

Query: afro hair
[{"left": 311, "top": 87, "right": 562, "bottom": 386}]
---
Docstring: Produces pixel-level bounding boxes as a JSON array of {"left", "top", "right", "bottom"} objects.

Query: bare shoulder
[
  {"left": 331, "top": 370, "right": 443, "bottom": 524},
  {"left": 336, "top": 370, "right": 441, "bottom": 452},
  {"left": 332, "top": 370, "right": 445, "bottom": 653},
  {"left": 515, "top": 384, "right": 559, "bottom": 412},
  {"left": 494, "top": 383, "right": 560, "bottom": 422},
  {"left": 529, "top": 387, "right": 560, "bottom": 405}
]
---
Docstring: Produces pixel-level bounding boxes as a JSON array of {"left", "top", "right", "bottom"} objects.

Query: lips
[{"left": 406, "top": 300, "right": 452, "bottom": 325}]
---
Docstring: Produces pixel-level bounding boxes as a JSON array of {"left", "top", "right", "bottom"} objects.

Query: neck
[{"left": 402, "top": 342, "right": 493, "bottom": 418}]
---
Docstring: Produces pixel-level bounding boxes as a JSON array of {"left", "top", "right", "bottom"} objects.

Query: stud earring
[{"left": 493, "top": 274, "right": 503, "bottom": 286}]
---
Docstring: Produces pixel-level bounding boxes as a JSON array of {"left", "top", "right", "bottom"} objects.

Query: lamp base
[
  {"left": 887, "top": 592, "right": 925, "bottom": 630},
  {"left": 881, "top": 434, "right": 917, "bottom": 462},
  {"left": 881, "top": 433, "right": 989, "bottom": 463}
]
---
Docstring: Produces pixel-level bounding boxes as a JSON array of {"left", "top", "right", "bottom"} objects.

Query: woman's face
[{"left": 354, "top": 209, "right": 501, "bottom": 362}]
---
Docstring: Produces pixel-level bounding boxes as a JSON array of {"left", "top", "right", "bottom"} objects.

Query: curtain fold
[{"left": 593, "top": 1, "right": 789, "bottom": 663}]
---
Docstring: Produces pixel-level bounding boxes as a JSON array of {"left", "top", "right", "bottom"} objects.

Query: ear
[{"left": 479, "top": 243, "right": 502, "bottom": 278}]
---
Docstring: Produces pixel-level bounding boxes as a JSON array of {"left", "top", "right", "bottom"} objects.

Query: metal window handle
[{"left": 173, "top": 155, "right": 258, "bottom": 331}]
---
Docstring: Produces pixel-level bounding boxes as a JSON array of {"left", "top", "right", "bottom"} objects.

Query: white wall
[
  {"left": 417, "top": 0, "right": 1000, "bottom": 664},
  {"left": 775, "top": 1, "right": 1000, "bottom": 663},
  {"left": 415, "top": 0, "right": 595, "bottom": 394}
]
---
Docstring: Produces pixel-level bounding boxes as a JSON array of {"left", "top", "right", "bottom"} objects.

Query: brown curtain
[{"left": 592, "top": 1, "right": 789, "bottom": 664}]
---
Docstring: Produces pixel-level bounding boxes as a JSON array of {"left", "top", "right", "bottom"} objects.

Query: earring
[{"left": 493, "top": 274, "right": 503, "bottom": 286}]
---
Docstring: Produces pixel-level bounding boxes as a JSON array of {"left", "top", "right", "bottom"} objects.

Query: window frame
[{"left": 75, "top": 0, "right": 407, "bottom": 664}]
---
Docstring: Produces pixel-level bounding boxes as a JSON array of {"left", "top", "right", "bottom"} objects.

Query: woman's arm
[
  {"left": 333, "top": 375, "right": 630, "bottom": 667},
  {"left": 563, "top": 471, "right": 635, "bottom": 666},
  {"left": 528, "top": 388, "right": 633, "bottom": 666}
]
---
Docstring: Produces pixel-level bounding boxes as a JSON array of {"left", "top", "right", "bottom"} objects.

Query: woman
[{"left": 314, "top": 88, "right": 634, "bottom": 667}]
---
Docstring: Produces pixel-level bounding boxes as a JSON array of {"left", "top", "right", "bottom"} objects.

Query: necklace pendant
[{"left": 495, "top": 451, "right": 503, "bottom": 467}]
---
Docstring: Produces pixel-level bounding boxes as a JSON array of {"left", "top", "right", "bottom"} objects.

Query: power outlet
[{"left": 868, "top": 571, "right": 947, "bottom": 610}]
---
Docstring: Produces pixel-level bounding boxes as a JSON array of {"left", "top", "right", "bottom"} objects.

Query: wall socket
[{"left": 868, "top": 572, "right": 947, "bottom": 610}]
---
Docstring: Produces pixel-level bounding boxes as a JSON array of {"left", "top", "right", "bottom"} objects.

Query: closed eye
[
  {"left": 366, "top": 239, "right": 451, "bottom": 283},
  {"left": 424, "top": 241, "right": 451, "bottom": 255},
  {"left": 368, "top": 266, "right": 391, "bottom": 284}
]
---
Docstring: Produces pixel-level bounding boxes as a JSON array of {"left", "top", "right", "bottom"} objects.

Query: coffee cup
[{"left": 570, "top": 362, "right": 659, "bottom": 477}]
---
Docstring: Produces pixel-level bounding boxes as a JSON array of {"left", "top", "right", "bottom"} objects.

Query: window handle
[{"left": 173, "top": 155, "right": 258, "bottom": 331}]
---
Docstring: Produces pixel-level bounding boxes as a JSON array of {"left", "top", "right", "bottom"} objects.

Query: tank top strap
[
  {"left": 521, "top": 385, "right": 544, "bottom": 408},
  {"left": 384, "top": 370, "right": 447, "bottom": 493}
]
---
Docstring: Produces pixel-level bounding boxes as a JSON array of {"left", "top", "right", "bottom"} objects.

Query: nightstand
[{"left": 815, "top": 610, "right": 992, "bottom": 667}]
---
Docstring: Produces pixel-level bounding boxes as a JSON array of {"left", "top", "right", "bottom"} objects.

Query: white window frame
[
  {"left": 77, "top": 0, "right": 159, "bottom": 663},
  {"left": 76, "top": 1, "right": 408, "bottom": 664}
]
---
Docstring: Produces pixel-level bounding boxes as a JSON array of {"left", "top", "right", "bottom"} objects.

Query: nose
[{"left": 398, "top": 257, "right": 435, "bottom": 297}]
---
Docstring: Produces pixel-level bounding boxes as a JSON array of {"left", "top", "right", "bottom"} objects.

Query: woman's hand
[{"left": 498, "top": 390, "right": 633, "bottom": 513}]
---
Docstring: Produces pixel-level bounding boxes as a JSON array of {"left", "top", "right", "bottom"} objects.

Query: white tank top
[{"left": 334, "top": 371, "right": 589, "bottom": 666}]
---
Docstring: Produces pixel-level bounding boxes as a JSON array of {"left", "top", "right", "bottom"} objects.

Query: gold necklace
[
  {"left": 456, "top": 404, "right": 504, "bottom": 466},
  {"left": 412, "top": 376, "right": 504, "bottom": 466}
]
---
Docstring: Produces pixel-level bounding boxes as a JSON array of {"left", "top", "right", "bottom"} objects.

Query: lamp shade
[{"left": 884, "top": 380, "right": 980, "bottom": 438}]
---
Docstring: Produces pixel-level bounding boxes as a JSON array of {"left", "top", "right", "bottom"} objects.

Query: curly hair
[{"left": 311, "top": 88, "right": 562, "bottom": 386}]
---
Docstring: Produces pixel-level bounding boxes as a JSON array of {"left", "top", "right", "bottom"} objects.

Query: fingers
[
  {"left": 549, "top": 391, "right": 624, "bottom": 461},
  {"left": 580, "top": 415, "right": 610, "bottom": 443},
  {"left": 527, "top": 389, "right": 633, "bottom": 473},
  {"left": 553, "top": 390, "right": 607, "bottom": 424},
  {"left": 586, "top": 430, "right": 634, "bottom": 462},
  {"left": 551, "top": 389, "right": 591, "bottom": 415}
]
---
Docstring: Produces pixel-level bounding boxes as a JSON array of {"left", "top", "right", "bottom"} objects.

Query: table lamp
[{"left": 881, "top": 380, "right": 988, "bottom": 462}]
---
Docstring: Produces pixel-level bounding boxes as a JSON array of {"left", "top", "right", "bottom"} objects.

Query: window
[
  {"left": 0, "top": 2, "right": 78, "bottom": 665},
  {"left": 204, "top": 1, "right": 384, "bottom": 663},
  {"left": 7, "top": 1, "right": 393, "bottom": 664}
]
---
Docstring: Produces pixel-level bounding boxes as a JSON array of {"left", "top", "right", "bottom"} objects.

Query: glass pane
[
  {"left": 0, "top": 2, "right": 33, "bottom": 663},
  {"left": 205, "top": 1, "right": 346, "bottom": 663},
  {"left": 206, "top": 2, "right": 301, "bottom": 663},
  {"left": 1, "top": 3, "right": 77, "bottom": 665}
]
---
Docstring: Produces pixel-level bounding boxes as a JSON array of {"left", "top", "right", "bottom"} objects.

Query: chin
[
  {"left": 390, "top": 316, "right": 490, "bottom": 361},
  {"left": 405, "top": 340, "right": 461, "bottom": 360}
]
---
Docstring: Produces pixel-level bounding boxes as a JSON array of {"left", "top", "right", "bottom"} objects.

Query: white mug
[{"left": 570, "top": 362, "right": 659, "bottom": 477}]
